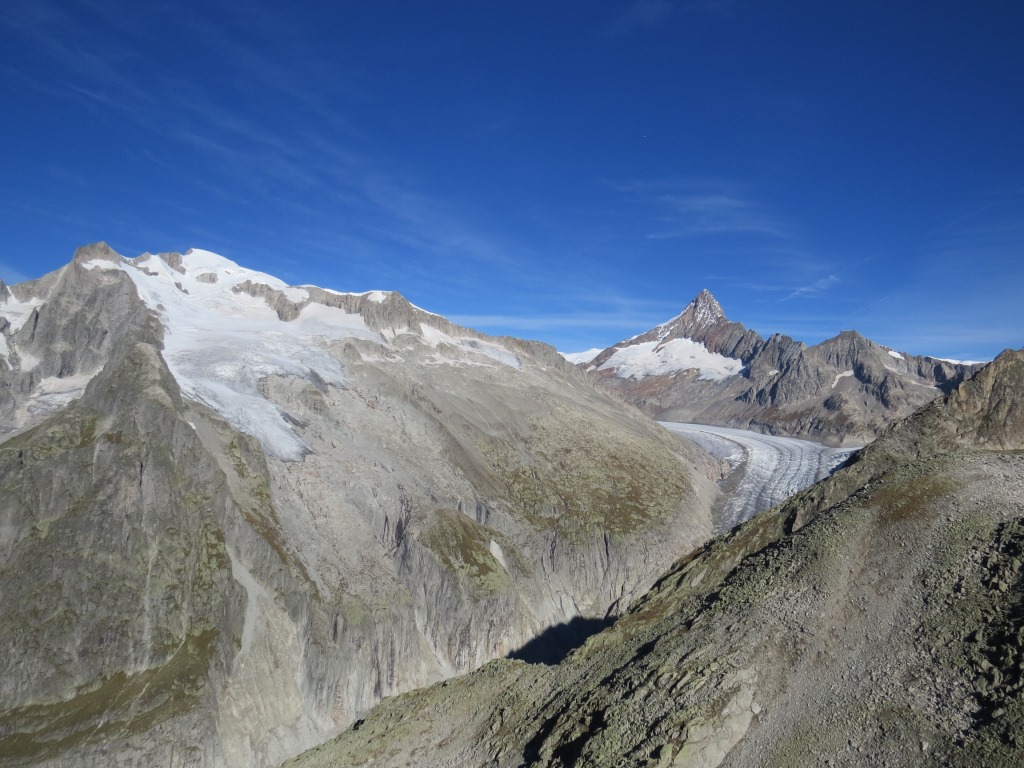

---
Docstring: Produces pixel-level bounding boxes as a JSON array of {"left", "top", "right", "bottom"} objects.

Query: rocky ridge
[
  {"left": 587, "top": 290, "right": 981, "bottom": 446},
  {"left": 0, "top": 244, "right": 719, "bottom": 767},
  {"left": 287, "top": 348, "right": 1024, "bottom": 767}
]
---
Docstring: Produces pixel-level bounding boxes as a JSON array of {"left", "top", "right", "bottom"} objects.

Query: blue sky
[{"left": 1, "top": 0, "right": 1021, "bottom": 361}]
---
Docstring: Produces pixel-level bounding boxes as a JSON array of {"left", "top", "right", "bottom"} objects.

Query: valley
[
  {"left": 285, "top": 349, "right": 1024, "bottom": 768},
  {"left": 0, "top": 244, "right": 1018, "bottom": 768},
  {"left": 661, "top": 422, "right": 857, "bottom": 532}
]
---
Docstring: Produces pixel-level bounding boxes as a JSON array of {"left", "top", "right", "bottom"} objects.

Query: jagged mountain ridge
[
  {"left": 285, "top": 349, "right": 1024, "bottom": 767},
  {"left": 0, "top": 244, "right": 719, "bottom": 767},
  {"left": 586, "top": 289, "right": 981, "bottom": 446}
]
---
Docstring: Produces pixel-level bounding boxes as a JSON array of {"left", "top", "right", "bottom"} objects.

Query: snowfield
[
  {"left": 560, "top": 348, "right": 603, "bottom": 365},
  {"left": 84, "top": 250, "right": 383, "bottom": 460},
  {"left": 599, "top": 338, "right": 744, "bottom": 381},
  {"left": 661, "top": 422, "right": 858, "bottom": 532},
  {"left": 81, "top": 249, "right": 523, "bottom": 460}
]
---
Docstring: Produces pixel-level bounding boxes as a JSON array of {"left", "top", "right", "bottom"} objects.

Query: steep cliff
[
  {"left": 288, "top": 349, "right": 1024, "bottom": 767},
  {"left": 0, "top": 245, "right": 718, "bottom": 767}
]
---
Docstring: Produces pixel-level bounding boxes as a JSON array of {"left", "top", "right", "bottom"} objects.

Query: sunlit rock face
[
  {"left": 0, "top": 244, "right": 717, "bottom": 767},
  {"left": 285, "top": 350, "right": 1024, "bottom": 768}
]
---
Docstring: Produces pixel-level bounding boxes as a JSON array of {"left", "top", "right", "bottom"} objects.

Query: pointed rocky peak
[
  {"left": 658, "top": 289, "right": 728, "bottom": 338},
  {"left": 653, "top": 289, "right": 764, "bottom": 361},
  {"left": 587, "top": 288, "right": 763, "bottom": 380},
  {"left": 685, "top": 288, "right": 726, "bottom": 325},
  {"left": 636, "top": 290, "right": 729, "bottom": 346}
]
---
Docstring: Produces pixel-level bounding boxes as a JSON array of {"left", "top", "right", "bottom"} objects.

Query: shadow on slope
[{"left": 508, "top": 616, "right": 614, "bottom": 665}]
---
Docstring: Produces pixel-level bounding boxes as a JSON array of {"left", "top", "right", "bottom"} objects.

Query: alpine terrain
[
  {"left": 0, "top": 243, "right": 721, "bottom": 767},
  {"left": 585, "top": 290, "right": 981, "bottom": 446},
  {"left": 284, "top": 348, "right": 1024, "bottom": 767}
]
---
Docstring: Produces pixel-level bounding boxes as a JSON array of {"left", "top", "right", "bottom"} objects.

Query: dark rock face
[
  {"left": 588, "top": 291, "right": 982, "bottom": 446},
  {"left": 286, "top": 350, "right": 1024, "bottom": 768}
]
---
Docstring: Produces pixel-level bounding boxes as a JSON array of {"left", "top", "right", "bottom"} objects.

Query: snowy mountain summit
[
  {"left": 671, "top": 288, "right": 726, "bottom": 330},
  {"left": 585, "top": 289, "right": 981, "bottom": 445},
  {"left": 589, "top": 289, "right": 761, "bottom": 383},
  {"left": 4, "top": 243, "right": 523, "bottom": 459}
]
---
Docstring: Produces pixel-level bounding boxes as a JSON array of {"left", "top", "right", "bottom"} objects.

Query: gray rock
[
  {"left": 0, "top": 244, "right": 720, "bottom": 767},
  {"left": 285, "top": 349, "right": 1024, "bottom": 768}
]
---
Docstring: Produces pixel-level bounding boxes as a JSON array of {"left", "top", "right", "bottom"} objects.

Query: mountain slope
[
  {"left": 287, "top": 348, "right": 1024, "bottom": 767},
  {"left": 0, "top": 244, "right": 718, "bottom": 767},
  {"left": 587, "top": 290, "right": 980, "bottom": 445}
]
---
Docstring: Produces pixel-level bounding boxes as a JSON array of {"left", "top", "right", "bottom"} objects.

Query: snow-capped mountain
[
  {"left": 0, "top": 244, "right": 717, "bottom": 767},
  {"left": 585, "top": 290, "right": 981, "bottom": 445}
]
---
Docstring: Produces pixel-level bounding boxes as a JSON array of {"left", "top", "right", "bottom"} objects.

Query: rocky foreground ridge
[
  {"left": 287, "top": 348, "right": 1024, "bottom": 767},
  {"left": 586, "top": 289, "right": 981, "bottom": 446},
  {"left": 0, "top": 244, "right": 719, "bottom": 767}
]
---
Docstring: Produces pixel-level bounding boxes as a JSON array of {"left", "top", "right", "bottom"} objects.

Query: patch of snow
[
  {"left": 17, "top": 351, "right": 40, "bottom": 371},
  {"left": 420, "top": 323, "right": 459, "bottom": 348},
  {"left": 281, "top": 286, "right": 310, "bottom": 303},
  {"left": 408, "top": 301, "right": 442, "bottom": 318},
  {"left": 419, "top": 323, "right": 520, "bottom": 369},
  {"left": 82, "top": 259, "right": 120, "bottom": 271},
  {"left": 599, "top": 338, "right": 743, "bottom": 381},
  {"left": 768, "top": 369, "right": 780, "bottom": 376},
  {"left": 5, "top": 372, "right": 97, "bottom": 429},
  {"left": 0, "top": 293, "right": 45, "bottom": 332},
  {"left": 887, "top": 350, "right": 905, "bottom": 361},
  {"left": 937, "top": 357, "right": 988, "bottom": 366},
  {"left": 90, "top": 250, "right": 384, "bottom": 460},
  {"left": 560, "top": 348, "right": 603, "bottom": 365},
  {"left": 832, "top": 369, "right": 855, "bottom": 388},
  {"left": 0, "top": 334, "right": 7, "bottom": 359},
  {"left": 36, "top": 373, "right": 94, "bottom": 398},
  {"left": 462, "top": 339, "right": 521, "bottom": 369}
]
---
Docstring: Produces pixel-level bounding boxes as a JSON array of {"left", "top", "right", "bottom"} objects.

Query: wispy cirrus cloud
[
  {"left": 648, "top": 193, "right": 785, "bottom": 238},
  {"left": 780, "top": 274, "right": 839, "bottom": 301},
  {"left": 0, "top": 0, "right": 517, "bottom": 286},
  {"left": 603, "top": 0, "right": 735, "bottom": 36},
  {"left": 447, "top": 289, "right": 685, "bottom": 348},
  {"left": 604, "top": 0, "right": 675, "bottom": 35},
  {"left": 611, "top": 178, "right": 788, "bottom": 239}
]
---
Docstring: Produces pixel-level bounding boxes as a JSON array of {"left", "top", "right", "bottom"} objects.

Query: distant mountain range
[{"left": 580, "top": 289, "right": 982, "bottom": 445}]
